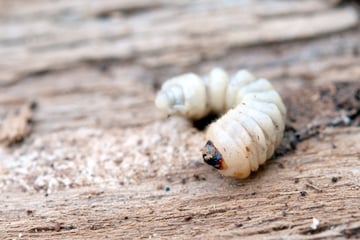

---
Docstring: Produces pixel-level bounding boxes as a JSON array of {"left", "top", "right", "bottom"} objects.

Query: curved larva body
[{"left": 155, "top": 68, "right": 286, "bottom": 179}]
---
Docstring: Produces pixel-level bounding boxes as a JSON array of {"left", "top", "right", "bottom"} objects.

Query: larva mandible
[{"left": 155, "top": 68, "right": 286, "bottom": 179}]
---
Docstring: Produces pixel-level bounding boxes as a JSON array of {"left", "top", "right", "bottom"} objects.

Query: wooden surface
[{"left": 0, "top": 0, "right": 359, "bottom": 239}]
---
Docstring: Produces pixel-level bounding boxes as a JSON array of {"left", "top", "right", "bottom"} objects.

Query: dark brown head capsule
[{"left": 201, "top": 140, "right": 225, "bottom": 170}]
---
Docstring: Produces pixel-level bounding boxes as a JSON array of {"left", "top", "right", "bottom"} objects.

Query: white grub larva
[{"left": 155, "top": 68, "right": 286, "bottom": 179}]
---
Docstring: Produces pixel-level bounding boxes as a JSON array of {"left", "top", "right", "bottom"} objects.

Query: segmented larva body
[{"left": 155, "top": 68, "right": 286, "bottom": 179}]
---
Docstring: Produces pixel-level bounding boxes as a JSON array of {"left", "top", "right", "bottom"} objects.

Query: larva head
[
  {"left": 204, "top": 123, "right": 252, "bottom": 179},
  {"left": 201, "top": 140, "right": 227, "bottom": 170}
]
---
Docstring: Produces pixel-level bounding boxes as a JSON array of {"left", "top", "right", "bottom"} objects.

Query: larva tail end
[
  {"left": 201, "top": 140, "right": 226, "bottom": 170},
  {"left": 155, "top": 91, "right": 172, "bottom": 112}
]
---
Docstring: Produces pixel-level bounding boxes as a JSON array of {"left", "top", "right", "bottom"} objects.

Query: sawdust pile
[{"left": 0, "top": 117, "right": 203, "bottom": 194}]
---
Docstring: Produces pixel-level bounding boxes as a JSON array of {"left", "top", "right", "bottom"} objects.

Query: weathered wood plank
[
  {"left": 1, "top": 127, "right": 359, "bottom": 239},
  {"left": 0, "top": 0, "right": 359, "bottom": 239}
]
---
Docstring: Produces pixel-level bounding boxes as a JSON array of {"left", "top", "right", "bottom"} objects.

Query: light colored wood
[
  {"left": 1, "top": 127, "right": 360, "bottom": 239},
  {"left": 0, "top": 0, "right": 359, "bottom": 239}
]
